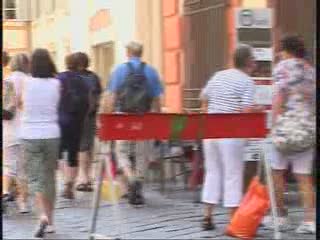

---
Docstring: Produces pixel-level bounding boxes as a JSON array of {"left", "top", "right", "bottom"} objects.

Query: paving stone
[{"left": 3, "top": 176, "right": 316, "bottom": 240}]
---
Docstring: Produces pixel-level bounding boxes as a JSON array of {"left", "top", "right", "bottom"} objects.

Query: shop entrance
[{"left": 182, "top": 0, "right": 228, "bottom": 112}]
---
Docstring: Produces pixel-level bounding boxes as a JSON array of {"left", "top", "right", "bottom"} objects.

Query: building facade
[
  {"left": 4, "top": 0, "right": 315, "bottom": 112},
  {"left": 161, "top": 0, "right": 316, "bottom": 113},
  {"left": 3, "top": 0, "right": 32, "bottom": 56},
  {"left": 71, "top": 0, "right": 164, "bottom": 88},
  {"left": 30, "top": 0, "right": 71, "bottom": 71}
]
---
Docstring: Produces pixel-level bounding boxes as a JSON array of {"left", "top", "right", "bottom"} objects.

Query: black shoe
[
  {"left": 121, "top": 193, "right": 129, "bottom": 199},
  {"left": 34, "top": 220, "right": 48, "bottom": 238},
  {"left": 128, "top": 180, "right": 144, "bottom": 206},
  {"left": 202, "top": 217, "right": 215, "bottom": 231}
]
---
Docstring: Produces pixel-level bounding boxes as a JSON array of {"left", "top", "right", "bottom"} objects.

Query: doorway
[{"left": 92, "top": 42, "right": 115, "bottom": 88}]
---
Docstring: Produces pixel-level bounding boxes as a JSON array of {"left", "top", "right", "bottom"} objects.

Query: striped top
[{"left": 201, "top": 68, "right": 255, "bottom": 113}]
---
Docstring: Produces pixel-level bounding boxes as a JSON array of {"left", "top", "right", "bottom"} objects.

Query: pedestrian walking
[
  {"left": 104, "top": 41, "right": 163, "bottom": 206},
  {"left": 57, "top": 54, "right": 90, "bottom": 199},
  {"left": 3, "top": 53, "right": 30, "bottom": 213},
  {"left": 200, "top": 44, "right": 261, "bottom": 230},
  {"left": 20, "top": 49, "right": 61, "bottom": 238},
  {"left": 73, "top": 52, "right": 102, "bottom": 192},
  {"left": 2, "top": 51, "right": 11, "bottom": 79},
  {"left": 263, "top": 35, "right": 316, "bottom": 234}
]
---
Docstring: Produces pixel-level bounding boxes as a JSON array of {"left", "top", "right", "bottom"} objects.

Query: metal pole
[
  {"left": 159, "top": 141, "right": 165, "bottom": 193},
  {"left": 262, "top": 139, "right": 281, "bottom": 240},
  {"left": 88, "top": 143, "right": 106, "bottom": 240}
]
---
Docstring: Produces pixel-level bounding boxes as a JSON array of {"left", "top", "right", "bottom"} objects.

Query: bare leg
[
  {"left": 117, "top": 173, "right": 129, "bottom": 195},
  {"left": 204, "top": 203, "right": 214, "bottom": 219},
  {"left": 47, "top": 199, "right": 55, "bottom": 225},
  {"left": 86, "top": 150, "right": 93, "bottom": 183},
  {"left": 35, "top": 192, "right": 49, "bottom": 222},
  {"left": 272, "top": 169, "right": 287, "bottom": 217},
  {"left": 78, "top": 152, "right": 89, "bottom": 184},
  {"left": 229, "top": 207, "right": 238, "bottom": 219},
  {"left": 294, "top": 174, "right": 315, "bottom": 222},
  {"left": 64, "top": 165, "right": 78, "bottom": 184},
  {"left": 202, "top": 203, "right": 215, "bottom": 230},
  {"left": 16, "top": 180, "right": 28, "bottom": 209}
]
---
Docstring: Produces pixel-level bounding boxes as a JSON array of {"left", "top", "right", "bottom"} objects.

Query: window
[{"left": 3, "top": 0, "right": 17, "bottom": 20}]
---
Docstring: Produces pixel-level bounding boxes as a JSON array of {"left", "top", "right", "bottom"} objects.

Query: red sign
[{"left": 98, "top": 113, "right": 268, "bottom": 141}]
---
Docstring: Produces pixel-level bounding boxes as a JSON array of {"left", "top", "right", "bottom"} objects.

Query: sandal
[
  {"left": 61, "top": 183, "right": 74, "bottom": 199},
  {"left": 85, "top": 183, "right": 94, "bottom": 192},
  {"left": 202, "top": 217, "right": 215, "bottom": 231},
  {"left": 76, "top": 183, "right": 93, "bottom": 192}
]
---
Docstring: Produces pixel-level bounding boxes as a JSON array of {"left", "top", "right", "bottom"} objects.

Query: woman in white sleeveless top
[
  {"left": 3, "top": 53, "right": 30, "bottom": 213},
  {"left": 20, "top": 49, "right": 61, "bottom": 238}
]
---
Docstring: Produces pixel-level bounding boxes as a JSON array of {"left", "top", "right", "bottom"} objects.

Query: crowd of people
[
  {"left": 2, "top": 34, "right": 315, "bottom": 238},
  {"left": 2, "top": 49, "right": 102, "bottom": 237}
]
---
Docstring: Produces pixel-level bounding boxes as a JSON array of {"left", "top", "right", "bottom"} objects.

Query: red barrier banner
[{"left": 98, "top": 113, "right": 268, "bottom": 141}]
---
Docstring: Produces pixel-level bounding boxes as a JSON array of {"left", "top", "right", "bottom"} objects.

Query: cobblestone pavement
[{"left": 3, "top": 174, "right": 316, "bottom": 240}]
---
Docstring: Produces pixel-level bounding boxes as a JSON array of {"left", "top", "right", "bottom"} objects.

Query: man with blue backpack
[{"left": 105, "top": 41, "right": 163, "bottom": 206}]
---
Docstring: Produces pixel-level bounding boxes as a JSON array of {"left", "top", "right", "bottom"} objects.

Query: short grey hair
[
  {"left": 126, "top": 41, "right": 143, "bottom": 57},
  {"left": 233, "top": 44, "right": 254, "bottom": 69},
  {"left": 10, "top": 53, "right": 29, "bottom": 73}
]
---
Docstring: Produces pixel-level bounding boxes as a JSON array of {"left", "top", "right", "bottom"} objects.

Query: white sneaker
[
  {"left": 18, "top": 202, "right": 30, "bottom": 214},
  {"left": 45, "top": 225, "right": 55, "bottom": 233},
  {"left": 295, "top": 222, "right": 316, "bottom": 234},
  {"left": 261, "top": 215, "right": 289, "bottom": 231}
]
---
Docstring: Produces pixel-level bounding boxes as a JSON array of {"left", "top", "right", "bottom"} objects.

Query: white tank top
[{"left": 21, "top": 77, "right": 61, "bottom": 139}]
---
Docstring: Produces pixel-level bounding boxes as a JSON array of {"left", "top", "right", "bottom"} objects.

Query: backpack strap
[
  {"left": 138, "top": 62, "right": 146, "bottom": 74},
  {"left": 126, "top": 62, "right": 135, "bottom": 74},
  {"left": 126, "top": 62, "right": 146, "bottom": 74}
]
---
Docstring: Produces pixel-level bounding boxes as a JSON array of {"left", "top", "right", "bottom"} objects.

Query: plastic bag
[
  {"left": 225, "top": 177, "right": 270, "bottom": 239},
  {"left": 101, "top": 153, "right": 122, "bottom": 203},
  {"left": 101, "top": 180, "right": 122, "bottom": 203}
]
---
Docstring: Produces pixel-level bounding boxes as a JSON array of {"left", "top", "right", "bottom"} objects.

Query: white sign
[
  {"left": 253, "top": 48, "right": 272, "bottom": 61},
  {"left": 254, "top": 85, "right": 273, "bottom": 105},
  {"left": 236, "top": 8, "right": 272, "bottom": 29}
]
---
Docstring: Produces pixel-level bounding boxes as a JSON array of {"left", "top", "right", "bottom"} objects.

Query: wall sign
[
  {"left": 236, "top": 8, "right": 272, "bottom": 29},
  {"left": 253, "top": 48, "right": 272, "bottom": 61},
  {"left": 254, "top": 85, "right": 273, "bottom": 105},
  {"left": 235, "top": 8, "right": 273, "bottom": 161}
]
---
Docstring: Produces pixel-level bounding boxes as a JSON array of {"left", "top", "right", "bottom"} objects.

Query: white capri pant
[{"left": 202, "top": 139, "right": 246, "bottom": 207}]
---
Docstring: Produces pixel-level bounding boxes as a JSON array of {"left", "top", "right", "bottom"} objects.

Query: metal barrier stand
[{"left": 88, "top": 113, "right": 273, "bottom": 240}]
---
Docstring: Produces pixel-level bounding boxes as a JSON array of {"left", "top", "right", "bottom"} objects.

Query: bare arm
[
  {"left": 151, "top": 97, "right": 161, "bottom": 113},
  {"left": 99, "top": 91, "right": 116, "bottom": 113},
  {"left": 271, "top": 90, "right": 284, "bottom": 125},
  {"left": 201, "top": 99, "right": 208, "bottom": 113}
]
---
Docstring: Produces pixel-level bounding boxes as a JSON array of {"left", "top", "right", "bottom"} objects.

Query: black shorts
[{"left": 59, "top": 119, "right": 84, "bottom": 167}]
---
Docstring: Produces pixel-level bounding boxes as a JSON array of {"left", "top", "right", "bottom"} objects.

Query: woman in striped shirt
[{"left": 200, "top": 44, "right": 258, "bottom": 231}]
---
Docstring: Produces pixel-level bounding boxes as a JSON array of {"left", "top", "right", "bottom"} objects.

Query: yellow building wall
[
  {"left": 242, "top": 0, "right": 267, "bottom": 8},
  {"left": 31, "top": 7, "right": 70, "bottom": 71},
  {"left": 3, "top": 21, "right": 32, "bottom": 56}
]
